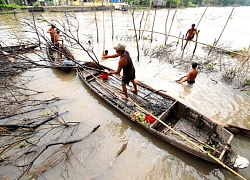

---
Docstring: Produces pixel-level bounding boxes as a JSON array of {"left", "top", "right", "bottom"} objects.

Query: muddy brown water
[{"left": 0, "top": 6, "right": 250, "bottom": 180}]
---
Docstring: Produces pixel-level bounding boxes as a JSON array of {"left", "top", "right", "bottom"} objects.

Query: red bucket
[
  {"left": 101, "top": 73, "right": 109, "bottom": 80},
  {"left": 145, "top": 114, "right": 155, "bottom": 123}
]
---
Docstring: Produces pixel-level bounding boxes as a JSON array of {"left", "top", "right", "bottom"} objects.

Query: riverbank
[{"left": 0, "top": 3, "right": 118, "bottom": 14}]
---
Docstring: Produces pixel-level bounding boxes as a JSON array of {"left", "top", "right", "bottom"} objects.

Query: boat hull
[{"left": 46, "top": 43, "right": 76, "bottom": 73}]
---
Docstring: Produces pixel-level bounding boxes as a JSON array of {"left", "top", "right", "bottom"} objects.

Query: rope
[
  {"left": 129, "top": 29, "right": 249, "bottom": 58},
  {"left": 80, "top": 67, "right": 246, "bottom": 180}
]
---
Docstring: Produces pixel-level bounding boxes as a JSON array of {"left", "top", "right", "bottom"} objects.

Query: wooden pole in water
[
  {"left": 141, "top": 1, "right": 152, "bottom": 39},
  {"left": 81, "top": 68, "right": 247, "bottom": 180},
  {"left": 164, "top": 7, "right": 171, "bottom": 45},
  {"left": 138, "top": 12, "right": 144, "bottom": 40},
  {"left": 131, "top": 9, "right": 140, "bottom": 62},
  {"left": 110, "top": 8, "right": 114, "bottom": 40},
  {"left": 166, "top": 0, "right": 180, "bottom": 42},
  {"left": 151, "top": 9, "right": 157, "bottom": 43},
  {"left": 214, "top": 0, "right": 238, "bottom": 47},
  {"left": 103, "top": 11, "right": 105, "bottom": 53}
]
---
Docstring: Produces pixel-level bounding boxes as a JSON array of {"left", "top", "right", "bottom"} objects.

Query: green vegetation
[
  {"left": 246, "top": 78, "right": 250, "bottom": 85},
  {"left": 123, "top": 0, "right": 250, "bottom": 7},
  {"left": 33, "top": 1, "right": 40, "bottom": 7},
  {"left": 0, "top": 3, "right": 25, "bottom": 9},
  {"left": 206, "top": 62, "right": 217, "bottom": 70}
]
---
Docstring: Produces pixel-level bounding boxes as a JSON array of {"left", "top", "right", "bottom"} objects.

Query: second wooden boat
[
  {"left": 46, "top": 43, "right": 76, "bottom": 73},
  {"left": 0, "top": 43, "right": 38, "bottom": 53}
]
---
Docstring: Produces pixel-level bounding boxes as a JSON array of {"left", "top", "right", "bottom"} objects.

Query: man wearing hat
[{"left": 105, "top": 43, "right": 138, "bottom": 100}]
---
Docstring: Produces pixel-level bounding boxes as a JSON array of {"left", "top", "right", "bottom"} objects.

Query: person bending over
[
  {"left": 106, "top": 43, "right": 138, "bottom": 100},
  {"left": 177, "top": 62, "right": 198, "bottom": 84}
]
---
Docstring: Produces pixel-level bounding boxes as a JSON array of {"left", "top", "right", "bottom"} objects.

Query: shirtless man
[
  {"left": 183, "top": 24, "right": 198, "bottom": 51},
  {"left": 177, "top": 62, "right": 198, "bottom": 84},
  {"left": 54, "top": 29, "right": 63, "bottom": 60},
  {"left": 47, "top": 24, "right": 56, "bottom": 44}
]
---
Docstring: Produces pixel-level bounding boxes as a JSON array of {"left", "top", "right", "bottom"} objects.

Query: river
[{"left": 0, "top": 6, "right": 250, "bottom": 180}]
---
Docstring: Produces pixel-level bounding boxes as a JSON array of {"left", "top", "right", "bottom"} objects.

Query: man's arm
[
  {"left": 102, "top": 53, "right": 119, "bottom": 60},
  {"left": 177, "top": 73, "right": 190, "bottom": 84},
  {"left": 108, "top": 58, "right": 126, "bottom": 75}
]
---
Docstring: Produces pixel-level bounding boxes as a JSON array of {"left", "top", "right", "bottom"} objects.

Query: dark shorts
[
  {"left": 187, "top": 81, "right": 195, "bottom": 84},
  {"left": 54, "top": 43, "right": 61, "bottom": 50},
  {"left": 51, "top": 37, "right": 54, "bottom": 44},
  {"left": 187, "top": 36, "right": 193, "bottom": 40},
  {"left": 122, "top": 74, "right": 135, "bottom": 85}
]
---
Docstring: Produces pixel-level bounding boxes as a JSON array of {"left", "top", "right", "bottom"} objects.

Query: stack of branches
[
  {"left": 201, "top": 43, "right": 250, "bottom": 90},
  {"left": 0, "top": 19, "right": 100, "bottom": 179},
  {"left": 0, "top": 53, "right": 85, "bottom": 179},
  {"left": 142, "top": 42, "right": 175, "bottom": 63}
]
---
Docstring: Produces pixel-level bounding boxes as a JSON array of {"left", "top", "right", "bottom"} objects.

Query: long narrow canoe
[
  {"left": 1, "top": 43, "right": 38, "bottom": 53},
  {"left": 46, "top": 43, "right": 76, "bottom": 73},
  {"left": 76, "top": 62, "right": 249, "bottom": 171}
]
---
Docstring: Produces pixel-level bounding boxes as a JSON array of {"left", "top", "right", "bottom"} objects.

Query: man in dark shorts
[
  {"left": 177, "top": 62, "right": 198, "bottom": 84},
  {"left": 47, "top": 24, "right": 56, "bottom": 44},
  {"left": 107, "top": 43, "right": 138, "bottom": 100},
  {"left": 183, "top": 24, "right": 198, "bottom": 51},
  {"left": 54, "top": 29, "right": 64, "bottom": 60}
]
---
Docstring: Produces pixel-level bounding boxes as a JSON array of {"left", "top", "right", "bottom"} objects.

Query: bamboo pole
[
  {"left": 164, "top": 7, "right": 171, "bottom": 45},
  {"left": 80, "top": 68, "right": 247, "bottom": 180},
  {"left": 151, "top": 9, "right": 157, "bottom": 43},
  {"left": 166, "top": 0, "right": 180, "bottom": 42},
  {"left": 141, "top": 1, "right": 152, "bottom": 39},
  {"left": 129, "top": 29, "right": 248, "bottom": 57},
  {"left": 138, "top": 12, "right": 144, "bottom": 40},
  {"left": 214, "top": 0, "right": 238, "bottom": 47},
  {"left": 130, "top": 9, "right": 140, "bottom": 62},
  {"left": 110, "top": 8, "right": 114, "bottom": 40},
  {"left": 196, "top": 0, "right": 211, "bottom": 29},
  {"left": 103, "top": 11, "right": 105, "bottom": 53}
]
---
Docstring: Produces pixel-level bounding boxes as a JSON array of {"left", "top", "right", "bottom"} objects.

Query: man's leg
[
  {"left": 131, "top": 80, "right": 138, "bottom": 94},
  {"left": 122, "top": 82, "right": 128, "bottom": 99},
  {"left": 183, "top": 40, "right": 188, "bottom": 51}
]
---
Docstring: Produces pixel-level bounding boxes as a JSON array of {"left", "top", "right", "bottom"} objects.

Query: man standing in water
[
  {"left": 177, "top": 62, "right": 198, "bottom": 84},
  {"left": 183, "top": 24, "right": 198, "bottom": 51},
  {"left": 104, "top": 43, "right": 138, "bottom": 100}
]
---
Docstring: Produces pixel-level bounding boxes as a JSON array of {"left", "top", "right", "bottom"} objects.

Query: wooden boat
[
  {"left": 76, "top": 62, "right": 249, "bottom": 172},
  {"left": 0, "top": 43, "right": 38, "bottom": 53},
  {"left": 46, "top": 43, "right": 76, "bottom": 73}
]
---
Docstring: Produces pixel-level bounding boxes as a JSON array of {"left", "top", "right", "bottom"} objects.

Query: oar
[
  {"left": 80, "top": 64, "right": 108, "bottom": 74},
  {"left": 208, "top": 116, "right": 250, "bottom": 138}
]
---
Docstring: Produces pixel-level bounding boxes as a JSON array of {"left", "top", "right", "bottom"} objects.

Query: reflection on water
[
  {"left": 179, "top": 84, "right": 193, "bottom": 98},
  {"left": 51, "top": 68, "right": 76, "bottom": 82},
  {"left": 0, "top": 7, "right": 250, "bottom": 180}
]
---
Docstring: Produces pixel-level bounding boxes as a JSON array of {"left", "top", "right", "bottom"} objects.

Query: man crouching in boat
[{"left": 103, "top": 43, "right": 138, "bottom": 100}]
